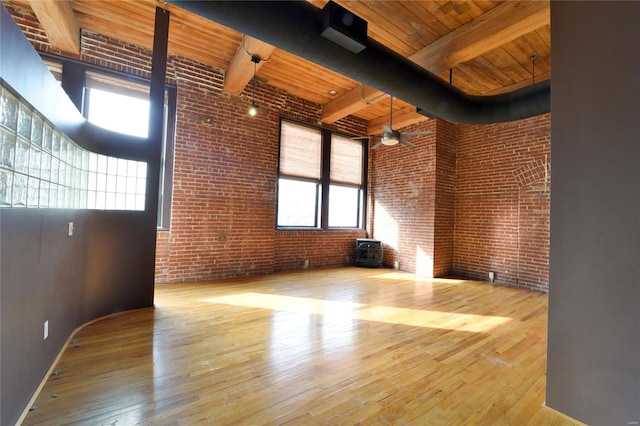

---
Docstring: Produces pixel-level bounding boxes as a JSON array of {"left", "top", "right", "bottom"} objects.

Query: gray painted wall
[
  {"left": 0, "top": 5, "right": 162, "bottom": 424},
  {"left": 1, "top": 210, "right": 156, "bottom": 425},
  {"left": 547, "top": 2, "right": 640, "bottom": 424}
]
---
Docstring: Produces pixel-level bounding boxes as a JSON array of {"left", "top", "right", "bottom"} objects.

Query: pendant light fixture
[
  {"left": 248, "top": 54, "right": 260, "bottom": 116},
  {"left": 239, "top": 35, "right": 272, "bottom": 117}
]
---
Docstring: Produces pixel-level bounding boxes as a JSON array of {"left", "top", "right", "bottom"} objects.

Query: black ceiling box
[{"left": 321, "top": 1, "right": 367, "bottom": 54}]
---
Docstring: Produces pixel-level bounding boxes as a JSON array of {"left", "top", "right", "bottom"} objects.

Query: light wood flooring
[{"left": 23, "top": 267, "right": 580, "bottom": 425}]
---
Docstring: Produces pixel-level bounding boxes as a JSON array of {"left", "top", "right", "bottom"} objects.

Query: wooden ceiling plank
[
  {"left": 265, "top": 73, "right": 352, "bottom": 105},
  {"left": 167, "top": 43, "right": 231, "bottom": 70},
  {"left": 501, "top": 36, "right": 547, "bottom": 78},
  {"left": 73, "top": 0, "right": 156, "bottom": 23},
  {"left": 455, "top": 60, "right": 506, "bottom": 94},
  {"left": 457, "top": 0, "right": 490, "bottom": 21},
  {"left": 73, "top": 1, "right": 158, "bottom": 40},
  {"left": 428, "top": 0, "right": 479, "bottom": 30},
  {"left": 483, "top": 46, "right": 533, "bottom": 82},
  {"left": 76, "top": 15, "right": 153, "bottom": 50},
  {"left": 167, "top": 24, "right": 240, "bottom": 68},
  {"left": 338, "top": 1, "right": 426, "bottom": 55},
  {"left": 353, "top": 96, "right": 413, "bottom": 122},
  {"left": 472, "top": 1, "right": 505, "bottom": 14},
  {"left": 441, "top": 66, "right": 491, "bottom": 96},
  {"left": 261, "top": 72, "right": 347, "bottom": 103},
  {"left": 523, "top": 31, "right": 552, "bottom": 67},
  {"left": 260, "top": 51, "right": 355, "bottom": 98},
  {"left": 411, "top": 1, "right": 550, "bottom": 74},
  {"left": 169, "top": 30, "right": 239, "bottom": 56},
  {"left": 437, "top": 65, "right": 490, "bottom": 96},
  {"left": 223, "top": 36, "right": 276, "bottom": 94},
  {"left": 28, "top": 0, "right": 80, "bottom": 54},
  {"left": 485, "top": 70, "right": 550, "bottom": 95},
  {"left": 399, "top": 1, "right": 456, "bottom": 42},
  {"left": 367, "top": 106, "right": 426, "bottom": 135},
  {"left": 468, "top": 55, "right": 518, "bottom": 89},
  {"left": 536, "top": 25, "right": 551, "bottom": 50},
  {"left": 265, "top": 51, "right": 348, "bottom": 81}
]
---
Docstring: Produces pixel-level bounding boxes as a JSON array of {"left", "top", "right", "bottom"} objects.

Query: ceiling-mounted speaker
[{"left": 320, "top": 1, "right": 367, "bottom": 54}]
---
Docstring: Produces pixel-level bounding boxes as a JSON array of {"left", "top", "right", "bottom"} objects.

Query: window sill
[{"left": 276, "top": 227, "right": 365, "bottom": 232}]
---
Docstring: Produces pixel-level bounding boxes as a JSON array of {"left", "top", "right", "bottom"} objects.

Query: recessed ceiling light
[{"left": 328, "top": 89, "right": 337, "bottom": 96}]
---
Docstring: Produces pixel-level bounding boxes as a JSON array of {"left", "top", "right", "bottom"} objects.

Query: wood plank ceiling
[{"left": 6, "top": 0, "right": 550, "bottom": 134}]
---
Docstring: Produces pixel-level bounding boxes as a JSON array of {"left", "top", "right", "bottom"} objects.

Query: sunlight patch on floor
[
  {"left": 368, "top": 271, "right": 468, "bottom": 285},
  {"left": 201, "top": 292, "right": 511, "bottom": 333},
  {"left": 201, "top": 293, "right": 363, "bottom": 315},
  {"left": 357, "top": 305, "right": 510, "bottom": 332}
]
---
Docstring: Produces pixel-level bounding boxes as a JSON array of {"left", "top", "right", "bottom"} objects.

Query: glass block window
[{"left": 0, "top": 84, "right": 147, "bottom": 211}]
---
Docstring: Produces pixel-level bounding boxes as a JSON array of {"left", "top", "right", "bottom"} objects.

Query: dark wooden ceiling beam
[{"left": 28, "top": 0, "right": 80, "bottom": 54}]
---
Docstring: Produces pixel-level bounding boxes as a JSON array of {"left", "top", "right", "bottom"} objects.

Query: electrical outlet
[
  {"left": 44, "top": 320, "right": 49, "bottom": 340},
  {"left": 488, "top": 271, "right": 495, "bottom": 282},
  {"left": 67, "top": 222, "right": 74, "bottom": 237}
]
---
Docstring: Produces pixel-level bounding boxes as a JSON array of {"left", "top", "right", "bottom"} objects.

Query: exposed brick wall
[
  {"left": 433, "top": 120, "right": 456, "bottom": 277},
  {"left": 274, "top": 230, "right": 365, "bottom": 271},
  {"left": 371, "top": 119, "right": 438, "bottom": 275},
  {"left": 455, "top": 113, "right": 550, "bottom": 290},
  {"left": 371, "top": 113, "right": 550, "bottom": 290},
  {"left": 163, "top": 56, "right": 280, "bottom": 281}
]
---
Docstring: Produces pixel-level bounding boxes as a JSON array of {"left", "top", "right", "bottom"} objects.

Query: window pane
[
  {"left": 277, "top": 178, "right": 319, "bottom": 227},
  {"left": 330, "top": 135, "right": 362, "bottom": 185},
  {"left": 328, "top": 185, "right": 360, "bottom": 228},
  {"left": 279, "top": 121, "right": 321, "bottom": 179},
  {"left": 86, "top": 88, "right": 149, "bottom": 138}
]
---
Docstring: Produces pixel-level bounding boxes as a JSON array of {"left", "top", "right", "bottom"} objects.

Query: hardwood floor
[{"left": 23, "top": 267, "right": 580, "bottom": 425}]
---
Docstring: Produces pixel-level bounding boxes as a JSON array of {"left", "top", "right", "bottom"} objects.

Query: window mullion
[
  {"left": 361, "top": 140, "right": 369, "bottom": 231},
  {"left": 320, "top": 129, "right": 332, "bottom": 229},
  {"left": 315, "top": 182, "right": 321, "bottom": 228}
]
